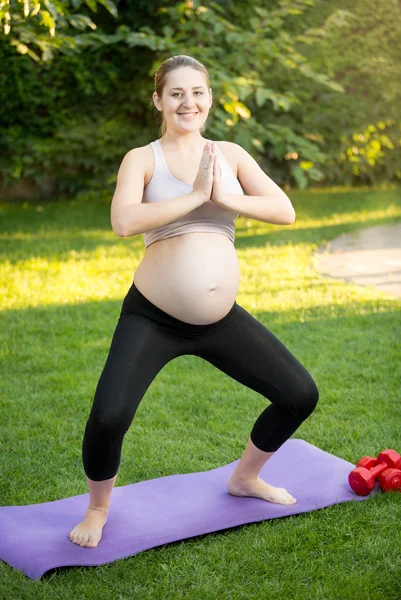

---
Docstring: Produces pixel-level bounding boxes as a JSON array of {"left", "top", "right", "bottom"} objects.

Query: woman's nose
[{"left": 182, "top": 97, "right": 196, "bottom": 107}]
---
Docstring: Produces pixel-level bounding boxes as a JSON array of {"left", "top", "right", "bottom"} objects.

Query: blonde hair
[{"left": 153, "top": 55, "right": 212, "bottom": 136}]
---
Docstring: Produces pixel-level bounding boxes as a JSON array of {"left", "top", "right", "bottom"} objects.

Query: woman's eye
[{"left": 172, "top": 92, "right": 203, "bottom": 97}]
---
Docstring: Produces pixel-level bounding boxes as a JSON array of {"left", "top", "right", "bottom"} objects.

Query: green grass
[{"left": 1, "top": 185, "right": 401, "bottom": 599}]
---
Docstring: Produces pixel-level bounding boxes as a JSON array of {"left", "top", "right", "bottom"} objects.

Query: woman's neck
[{"left": 161, "top": 130, "right": 206, "bottom": 152}]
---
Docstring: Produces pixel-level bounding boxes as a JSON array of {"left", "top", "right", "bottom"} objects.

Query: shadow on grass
[
  {"left": 0, "top": 187, "right": 400, "bottom": 262},
  {"left": 1, "top": 214, "right": 401, "bottom": 266},
  {"left": 235, "top": 215, "right": 401, "bottom": 251},
  {"left": 2, "top": 294, "right": 399, "bottom": 381},
  {"left": 0, "top": 230, "right": 145, "bottom": 266}
]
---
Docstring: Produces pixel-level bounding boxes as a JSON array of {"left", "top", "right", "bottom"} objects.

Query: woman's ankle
[
  {"left": 87, "top": 505, "right": 110, "bottom": 515},
  {"left": 86, "top": 473, "right": 118, "bottom": 513}
]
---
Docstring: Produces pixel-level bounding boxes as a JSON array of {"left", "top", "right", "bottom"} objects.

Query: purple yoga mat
[{"left": 0, "top": 439, "right": 370, "bottom": 580}]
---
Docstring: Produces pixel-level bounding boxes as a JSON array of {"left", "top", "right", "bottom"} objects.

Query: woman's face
[{"left": 153, "top": 66, "right": 212, "bottom": 134}]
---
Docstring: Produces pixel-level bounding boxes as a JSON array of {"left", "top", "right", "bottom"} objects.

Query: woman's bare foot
[
  {"left": 228, "top": 475, "right": 297, "bottom": 505},
  {"left": 69, "top": 507, "right": 108, "bottom": 548}
]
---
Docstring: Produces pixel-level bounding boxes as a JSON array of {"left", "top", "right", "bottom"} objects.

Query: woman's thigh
[
  {"left": 89, "top": 313, "right": 181, "bottom": 426},
  {"left": 195, "top": 304, "right": 317, "bottom": 413}
]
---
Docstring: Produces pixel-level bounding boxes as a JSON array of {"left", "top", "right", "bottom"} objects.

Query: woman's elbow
[
  {"left": 111, "top": 220, "right": 133, "bottom": 238},
  {"left": 282, "top": 206, "right": 296, "bottom": 225},
  {"left": 111, "top": 220, "right": 125, "bottom": 237}
]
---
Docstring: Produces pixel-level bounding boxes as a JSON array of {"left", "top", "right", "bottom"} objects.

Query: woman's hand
[
  {"left": 191, "top": 141, "right": 226, "bottom": 207},
  {"left": 192, "top": 142, "right": 214, "bottom": 204},
  {"left": 210, "top": 143, "right": 226, "bottom": 207}
]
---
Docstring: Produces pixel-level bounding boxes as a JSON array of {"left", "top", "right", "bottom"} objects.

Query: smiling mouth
[{"left": 178, "top": 112, "right": 198, "bottom": 115}]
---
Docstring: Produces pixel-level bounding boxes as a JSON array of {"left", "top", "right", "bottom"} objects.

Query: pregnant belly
[{"left": 133, "top": 233, "right": 241, "bottom": 325}]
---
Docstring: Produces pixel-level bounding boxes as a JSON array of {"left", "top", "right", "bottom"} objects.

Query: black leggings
[{"left": 82, "top": 283, "right": 319, "bottom": 481}]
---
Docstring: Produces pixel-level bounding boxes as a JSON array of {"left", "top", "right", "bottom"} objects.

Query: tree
[
  {"left": 2, "top": 0, "right": 398, "bottom": 198},
  {"left": 0, "top": 0, "right": 118, "bottom": 61}
]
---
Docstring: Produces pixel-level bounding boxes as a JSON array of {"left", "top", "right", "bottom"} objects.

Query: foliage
[
  {"left": 1, "top": 0, "right": 400, "bottom": 199},
  {"left": 283, "top": 0, "right": 401, "bottom": 186},
  {"left": 0, "top": 0, "right": 118, "bottom": 61}
]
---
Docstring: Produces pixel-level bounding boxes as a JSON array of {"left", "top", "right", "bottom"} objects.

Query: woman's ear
[{"left": 153, "top": 92, "right": 162, "bottom": 112}]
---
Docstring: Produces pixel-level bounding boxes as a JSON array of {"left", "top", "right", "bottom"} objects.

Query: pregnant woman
[{"left": 69, "top": 55, "right": 319, "bottom": 548}]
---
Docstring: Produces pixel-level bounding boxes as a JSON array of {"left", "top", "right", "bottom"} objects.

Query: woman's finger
[{"left": 213, "top": 154, "right": 221, "bottom": 176}]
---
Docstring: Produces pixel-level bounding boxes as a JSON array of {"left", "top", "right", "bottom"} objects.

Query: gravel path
[{"left": 314, "top": 223, "right": 401, "bottom": 298}]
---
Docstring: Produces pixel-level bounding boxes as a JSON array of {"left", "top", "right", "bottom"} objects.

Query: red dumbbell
[
  {"left": 378, "top": 468, "right": 401, "bottom": 492},
  {"left": 348, "top": 449, "right": 401, "bottom": 496}
]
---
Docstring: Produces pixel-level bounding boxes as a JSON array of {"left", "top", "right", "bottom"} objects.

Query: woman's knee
[
  {"left": 86, "top": 403, "right": 133, "bottom": 439},
  {"left": 295, "top": 374, "right": 319, "bottom": 417}
]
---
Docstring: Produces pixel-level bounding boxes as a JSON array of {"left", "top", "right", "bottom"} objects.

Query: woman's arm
[
  {"left": 214, "top": 143, "right": 296, "bottom": 225},
  {"left": 111, "top": 147, "right": 204, "bottom": 238},
  {"left": 116, "top": 193, "right": 203, "bottom": 238}
]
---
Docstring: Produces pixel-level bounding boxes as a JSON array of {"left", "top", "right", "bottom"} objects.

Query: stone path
[{"left": 314, "top": 222, "right": 401, "bottom": 298}]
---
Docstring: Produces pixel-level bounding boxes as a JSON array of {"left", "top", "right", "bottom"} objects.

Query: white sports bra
[{"left": 142, "top": 138, "right": 243, "bottom": 248}]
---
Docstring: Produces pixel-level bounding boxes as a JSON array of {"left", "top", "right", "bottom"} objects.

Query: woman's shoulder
[
  {"left": 121, "top": 143, "right": 155, "bottom": 186},
  {"left": 213, "top": 140, "right": 238, "bottom": 151},
  {"left": 213, "top": 140, "right": 243, "bottom": 160},
  {"left": 213, "top": 140, "right": 242, "bottom": 176},
  {"left": 213, "top": 140, "right": 250, "bottom": 155},
  {"left": 125, "top": 142, "right": 154, "bottom": 160}
]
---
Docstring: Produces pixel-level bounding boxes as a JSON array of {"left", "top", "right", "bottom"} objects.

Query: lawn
[{"left": 0, "top": 185, "right": 400, "bottom": 599}]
